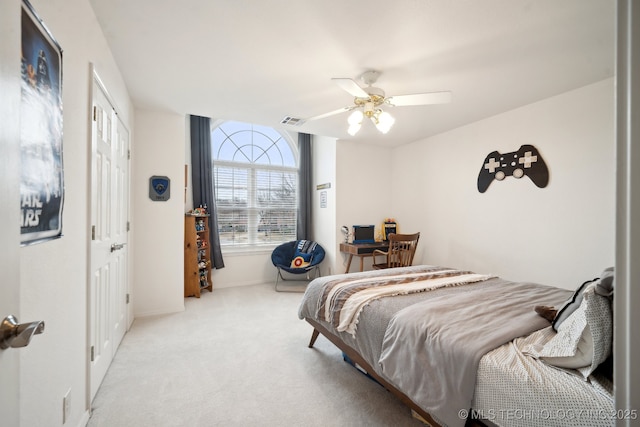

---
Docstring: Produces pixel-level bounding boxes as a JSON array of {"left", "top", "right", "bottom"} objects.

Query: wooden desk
[{"left": 340, "top": 241, "right": 390, "bottom": 273}]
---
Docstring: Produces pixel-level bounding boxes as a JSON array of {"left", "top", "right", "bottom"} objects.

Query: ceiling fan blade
[
  {"left": 306, "top": 106, "right": 355, "bottom": 121},
  {"left": 332, "top": 78, "right": 370, "bottom": 98},
  {"left": 386, "top": 91, "right": 452, "bottom": 107}
]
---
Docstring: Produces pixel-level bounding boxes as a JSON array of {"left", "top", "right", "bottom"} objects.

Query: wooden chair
[{"left": 371, "top": 232, "right": 420, "bottom": 270}]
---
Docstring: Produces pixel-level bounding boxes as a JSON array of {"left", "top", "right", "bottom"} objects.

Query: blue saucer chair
[{"left": 271, "top": 240, "right": 325, "bottom": 292}]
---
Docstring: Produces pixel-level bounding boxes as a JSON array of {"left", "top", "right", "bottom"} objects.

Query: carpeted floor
[{"left": 87, "top": 282, "right": 424, "bottom": 426}]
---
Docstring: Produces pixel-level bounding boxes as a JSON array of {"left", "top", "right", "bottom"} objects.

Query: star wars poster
[{"left": 20, "top": 1, "right": 64, "bottom": 244}]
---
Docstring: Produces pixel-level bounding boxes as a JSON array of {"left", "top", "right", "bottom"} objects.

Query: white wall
[
  {"left": 211, "top": 249, "right": 278, "bottom": 288},
  {"left": 312, "top": 135, "right": 338, "bottom": 276},
  {"left": 335, "top": 141, "right": 394, "bottom": 273},
  {"left": 132, "top": 110, "right": 185, "bottom": 315},
  {"left": 15, "top": 0, "right": 134, "bottom": 425},
  {"left": 391, "top": 79, "right": 615, "bottom": 289}
]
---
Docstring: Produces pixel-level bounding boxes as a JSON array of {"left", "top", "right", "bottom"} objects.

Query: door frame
[{"left": 615, "top": 0, "right": 640, "bottom": 418}]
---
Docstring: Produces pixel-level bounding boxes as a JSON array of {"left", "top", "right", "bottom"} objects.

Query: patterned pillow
[
  {"left": 552, "top": 267, "right": 614, "bottom": 331},
  {"left": 595, "top": 267, "right": 614, "bottom": 296},
  {"left": 290, "top": 253, "right": 312, "bottom": 268},
  {"left": 530, "top": 284, "right": 612, "bottom": 378},
  {"left": 552, "top": 277, "right": 596, "bottom": 332},
  {"left": 289, "top": 240, "right": 316, "bottom": 269}
]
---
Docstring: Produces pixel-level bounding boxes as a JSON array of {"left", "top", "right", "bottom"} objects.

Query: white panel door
[
  {"left": 112, "top": 115, "right": 129, "bottom": 347},
  {"left": 0, "top": 0, "right": 22, "bottom": 422},
  {"left": 89, "top": 74, "right": 129, "bottom": 400}
]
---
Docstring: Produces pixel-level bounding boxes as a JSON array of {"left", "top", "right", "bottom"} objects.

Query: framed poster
[{"left": 20, "top": 0, "right": 64, "bottom": 244}]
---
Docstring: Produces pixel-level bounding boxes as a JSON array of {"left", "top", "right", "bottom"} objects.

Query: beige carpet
[{"left": 87, "top": 282, "right": 423, "bottom": 426}]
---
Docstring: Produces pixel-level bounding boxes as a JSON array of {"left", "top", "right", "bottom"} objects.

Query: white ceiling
[{"left": 88, "top": 0, "right": 615, "bottom": 147}]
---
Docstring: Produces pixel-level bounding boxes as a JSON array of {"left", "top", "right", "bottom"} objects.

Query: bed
[{"left": 297, "top": 265, "right": 615, "bottom": 427}]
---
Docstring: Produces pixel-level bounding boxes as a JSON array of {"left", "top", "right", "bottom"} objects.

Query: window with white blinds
[{"left": 212, "top": 121, "right": 298, "bottom": 248}]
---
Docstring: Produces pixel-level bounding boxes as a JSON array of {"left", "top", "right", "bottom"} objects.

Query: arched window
[{"left": 212, "top": 121, "right": 298, "bottom": 248}]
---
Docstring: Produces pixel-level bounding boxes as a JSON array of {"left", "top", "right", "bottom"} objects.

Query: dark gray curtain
[
  {"left": 190, "top": 115, "right": 224, "bottom": 269},
  {"left": 297, "top": 133, "right": 312, "bottom": 240}
]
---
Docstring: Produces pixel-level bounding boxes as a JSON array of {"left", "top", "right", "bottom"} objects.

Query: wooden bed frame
[{"left": 305, "top": 317, "right": 488, "bottom": 427}]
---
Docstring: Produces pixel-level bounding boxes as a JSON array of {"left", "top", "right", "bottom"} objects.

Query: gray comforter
[
  {"left": 298, "top": 266, "right": 571, "bottom": 427},
  {"left": 379, "top": 278, "right": 571, "bottom": 427}
]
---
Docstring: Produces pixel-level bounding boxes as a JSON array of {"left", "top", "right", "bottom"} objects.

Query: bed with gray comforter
[{"left": 298, "top": 265, "right": 615, "bottom": 427}]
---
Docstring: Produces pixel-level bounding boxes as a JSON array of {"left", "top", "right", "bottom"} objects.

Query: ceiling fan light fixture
[
  {"left": 347, "top": 123, "right": 361, "bottom": 136},
  {"left": 348, "top": 109, "right": 363, "bottom": 125},
  {"left": 304, "top": 70, "right": 451, "bottom": 137},
  {"left": 346, "top": 107, "right": 394, "bottom": 135},
  {"left": 375, "top": 111, "right": 395, "bottom": 134},
  {"left": 364, "top": 101, "right": 375, "bottom": 117},
  {"left": 347, "top": 110, "right": 364, "bottom": 135}
]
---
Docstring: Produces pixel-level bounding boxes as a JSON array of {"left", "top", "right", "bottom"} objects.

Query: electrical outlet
[{"left": 63, "top": 389, "right": 71, "bottom": 424}]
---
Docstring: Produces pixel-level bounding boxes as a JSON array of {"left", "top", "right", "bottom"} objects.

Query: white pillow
[
  {"left": 552, "top": 267, "right": 614, "bottom": 330},
  {"left": 540, "top": 307, "right": 593, "bottom": 369},
  {"left": 552, "top": 278, "right": 594, "bottom": 331},
  {"left": 528, "top": 284, "right": 612, "bottom": 378}
]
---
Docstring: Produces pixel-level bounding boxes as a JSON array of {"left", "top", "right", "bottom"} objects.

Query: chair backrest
[
  {"left": 271, "top": 241, "right": 298, "bottom": 266},
  {"left": 385, "top": 232, "right": 420, "bottom": 268}
]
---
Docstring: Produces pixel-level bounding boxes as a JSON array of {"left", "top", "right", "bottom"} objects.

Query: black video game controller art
[{"left": 477, "top": 145, "right": 549, "bottom": 193}]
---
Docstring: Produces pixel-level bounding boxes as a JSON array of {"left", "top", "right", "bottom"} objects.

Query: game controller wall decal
[{"left": 477, "top": 145, "right": 549, "bottom": 193}]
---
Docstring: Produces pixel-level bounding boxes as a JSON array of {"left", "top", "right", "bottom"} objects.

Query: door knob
[
  {"left": 110, "top": 243, "right": 125, "bottom": 252},
  {"left": 0, "top": 315, "right": 45, "bottom": 349}
]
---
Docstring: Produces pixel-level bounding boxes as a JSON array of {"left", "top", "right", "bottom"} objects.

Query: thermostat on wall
[{"left": 149, "top": 176, "right": 170, "bottom": 201}]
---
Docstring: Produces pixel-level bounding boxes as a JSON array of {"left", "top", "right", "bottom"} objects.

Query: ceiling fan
[{"left": 306, "top": 70, "right": 452, "bottom": 135}]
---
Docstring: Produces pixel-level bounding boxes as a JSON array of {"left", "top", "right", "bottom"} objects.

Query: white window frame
[{"left": 211, "top": 120, "right": 299, "bottom": 253}]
